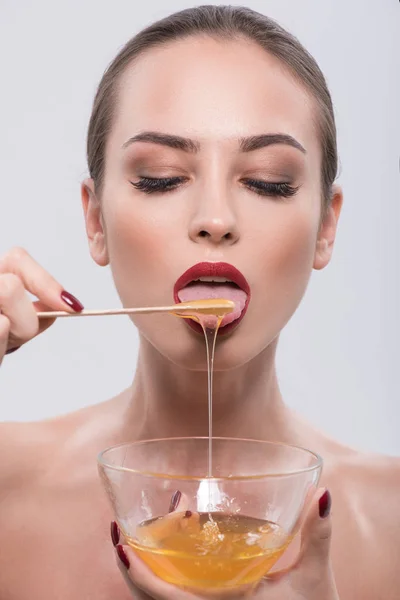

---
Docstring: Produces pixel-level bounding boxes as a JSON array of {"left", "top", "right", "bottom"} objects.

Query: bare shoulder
[
  {"left": 352, "top": 451, "right": 400, "bottom": 519},
  {"left": 330, "top": 449, "right": 400, "bottom": 542},
  {"left": 325, "top": 441, "right": 400, "bottom": 490},
  {"left": 344, "top": 450, "right": 400, "bottom": 495},
  {"left": 322, "top": 448, "right": 400, "bottom": 597},
  {"left": 0, "top": 408, "right": 90, "bottom": 488},
  {"left": 0, "top": 420, "right": 58, "bottom": 491},
  {"left": 0, "top": 398, "right": 118, "bottom": 494}
]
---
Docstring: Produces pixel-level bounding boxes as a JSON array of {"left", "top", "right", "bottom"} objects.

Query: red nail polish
[
  {"left": 5, "top": 346, "right": 21, "bottom": 355},
  {"left": 111, "top": 521, "right": 120, "bottom": 547},
  {"left": 116, "top": 544, "right": 130, "bottom": 569},
  {"left": 319, "top": 489, "right": 331, "bottom": 518},
  {"left": 60, "top": 291, "right": 84, "bottom": 312},
  {"left": 184, "top": 510, "right": 192, "bottom": 519},
  {"left": 169, "top": 490, "right": 182, "bottom": 513}
]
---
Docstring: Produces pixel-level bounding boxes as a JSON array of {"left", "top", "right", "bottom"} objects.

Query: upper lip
[{"left": 174, "top": 262, "right": 250, "bottom": 300}]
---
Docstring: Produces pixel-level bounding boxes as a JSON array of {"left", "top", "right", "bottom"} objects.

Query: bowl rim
[{"left": 97, "top": 436, "right": 323, "bottom": 481}]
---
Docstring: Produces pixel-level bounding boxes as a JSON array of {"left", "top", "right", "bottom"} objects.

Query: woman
[{"left": 0, "top": 5, "right": 398, "bottom": 599}]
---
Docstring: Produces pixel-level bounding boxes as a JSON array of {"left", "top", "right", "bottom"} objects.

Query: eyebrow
[{"left": 122, "top": 131, "right": 306, "bottom": 154}]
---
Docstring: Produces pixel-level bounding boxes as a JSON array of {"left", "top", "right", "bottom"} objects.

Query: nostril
[{"left": 193, "top": 228, "right": 238, "bottom": 243}]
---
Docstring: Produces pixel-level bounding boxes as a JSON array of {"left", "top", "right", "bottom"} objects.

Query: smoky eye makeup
[
  {"left": 122, "top": 147, "right": 192, "bottom": 194},
  {"left": 238, "top": 155, "right": 304, "bottom": 192},
  {"left": 123, "top": 142, "right": 306, "bottom": 198},
  {"left": 122, "top": 149, "right": 190, "bottom": 178},
  {"left": 129, "top": 174, "right": 301, "bottom": 199},
  {"left": 241, "top": 154, "right": 304, "bottom": 178},
  {"left": 239, "top": 178, "right": 300, "bottom": 199},
  {"left": 130, "top": 175, "right": 188, "bottom": 194}
]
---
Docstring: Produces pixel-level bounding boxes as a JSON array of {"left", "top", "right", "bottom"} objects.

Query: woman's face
[{"left": 83, "top": 36, "right": 342, "bottom": 370}]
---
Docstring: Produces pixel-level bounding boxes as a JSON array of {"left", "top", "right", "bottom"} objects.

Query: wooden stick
[{"left": 37, "top": 299, "right": 234, "bottom": 319}]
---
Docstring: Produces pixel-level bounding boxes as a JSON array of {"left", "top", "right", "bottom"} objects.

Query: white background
[{"left": 0, "top": 0, "right": 399, "bottom": 455}]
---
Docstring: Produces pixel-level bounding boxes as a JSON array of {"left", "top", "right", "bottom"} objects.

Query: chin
[{"left": 140, "top": 317, "right": 279, "bottom": 373}]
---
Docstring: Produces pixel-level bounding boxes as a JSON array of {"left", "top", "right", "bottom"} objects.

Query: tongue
[{"left": 177, "top": 284, "right": 247, "bottom": 327}]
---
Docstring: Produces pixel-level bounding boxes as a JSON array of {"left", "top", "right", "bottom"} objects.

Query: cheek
[
  {"left": 247, "top": 204, "right": 319, "bottom": 338},
  {"left": 268, "top": 213, "right": 317, "bottom": 279},
  {"left": 264, "top": 208, "right": 318, "bottom": 321},
  {"left": 102, "top": 193, "right": 181, "bottom": 306}
]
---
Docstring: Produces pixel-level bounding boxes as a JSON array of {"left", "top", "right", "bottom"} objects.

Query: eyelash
[
  {"left": 131, "top": 176, "right": 186, "bottom": 193},
  {"left": 130, "top": 176, "right": 299, "bottom": 199},
  {"left": 241, "top": 179, "right": 299, "bottom": 199}
]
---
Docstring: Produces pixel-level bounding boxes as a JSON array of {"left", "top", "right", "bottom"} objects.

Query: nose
[{"left": 188, "top": 191, "right": 240, "bottom": 246}]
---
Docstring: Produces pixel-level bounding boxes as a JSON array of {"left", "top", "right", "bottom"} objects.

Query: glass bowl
[{"left": 98, "top": 437, "right": 322, "bottom": 593}]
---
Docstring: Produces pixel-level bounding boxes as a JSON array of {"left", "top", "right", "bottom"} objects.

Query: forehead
[{"left": 110, "top": 36, "right": 320, "bottom": 160}]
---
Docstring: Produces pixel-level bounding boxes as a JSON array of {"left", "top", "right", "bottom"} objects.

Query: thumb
[
  {"left": 33, "top": 300, "right": 57, "bottom": 335},
  {"left": 298, "top": 488, "right": 332, "bottom": 568}
]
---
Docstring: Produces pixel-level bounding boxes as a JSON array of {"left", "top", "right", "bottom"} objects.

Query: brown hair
[{"left": 87, "top": 5, "right": 338, "bottom": 210}]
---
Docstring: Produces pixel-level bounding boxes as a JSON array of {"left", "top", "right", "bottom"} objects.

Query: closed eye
[
  {"left": 130, "top": 176, "right": 299, "bottom": 199},
  {"left": 130, "top": 176, "right": 187, "bottom": 194},
  {"left": 241, "top": 179, "right": 299, "bottom": 199}
]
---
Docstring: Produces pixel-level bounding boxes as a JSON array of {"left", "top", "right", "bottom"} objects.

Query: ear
[
  {"left": 81, "top": 178, "right": 109, "bottom": 267},
  {"left": 313, "top": 185, "right": 343, "bottom": 270}
]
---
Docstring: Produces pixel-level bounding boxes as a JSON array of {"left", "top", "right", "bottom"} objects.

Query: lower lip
[{"left": 176, "top": 296, "right": 250, "bottom": 337}]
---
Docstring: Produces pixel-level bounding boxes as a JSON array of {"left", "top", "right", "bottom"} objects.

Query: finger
[
  {"left": 32, "top": 300, "right": 57, "bottom": 336},
  {"left": 297, "top": 487, "right": 332, "bottom": 568},
  {"left": 110, "top": 517, "right": 256, "bottom": 600},
  {"left": 111, "top": 521, "right": 200, "bottom": 599},
  {"left": 117, "top": 543, "right": 263, "bottom": 599},
  {"left": 0, "top": 247, "right": 83, "bottom": 312},
  {"left": 116, "top": 553, "right": 153, "bottom": 600},
  {"left": 264, "top": 561, "right": 296, "bottom": 581},
  {"left": 111, "top": 524, "right": 157, "bottom": 599},
  {"left": 0, "top": 314, "right": 11, "bottom": 364},
  {"left": 116, "top": 544, "right": 200, "bottom": 600},
  {"left": 0, "top": 274, "right": 39, "bottom": 342},
  {"left": 110, "top": 519, "right": 255, "bottom": 599},
  {"left": 168, "top": 489, "right": 190, "bottom": 513},
  {"left": 265, "top": 485, "right": 318, "bottom": 581},
  {"left": 110, "top": 521, "right": 199, "bottom": 600}
]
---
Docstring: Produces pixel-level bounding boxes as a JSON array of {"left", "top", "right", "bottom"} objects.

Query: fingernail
[
  {"left": 319, "top": 489, "right": 332, "bottom": 518},
  {"left": 184, "top": 510, "right": 192, "bottom": 519},
  {"left": 5, "top": 346, "right": 21, "bottom": 355},
  {"left": 168, "top": 490, "right": 182, "bottom": 513},
  {"left": 110, "top": 521, "right": 120, "bottom": 547},
  {"left": 60, "top": 290, "right": 84, "bottom": 312},
  {"left": 116, "top": 544, "right": 130, "bottom": 570}
]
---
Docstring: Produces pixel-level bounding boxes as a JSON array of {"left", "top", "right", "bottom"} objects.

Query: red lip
[{"left": 173, "top": 262, "right": 251, "bottom": 335}]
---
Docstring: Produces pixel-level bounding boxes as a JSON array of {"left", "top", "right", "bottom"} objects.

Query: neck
[{"left": 118, "top": 335, "right": 295, "bottom": 444}]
